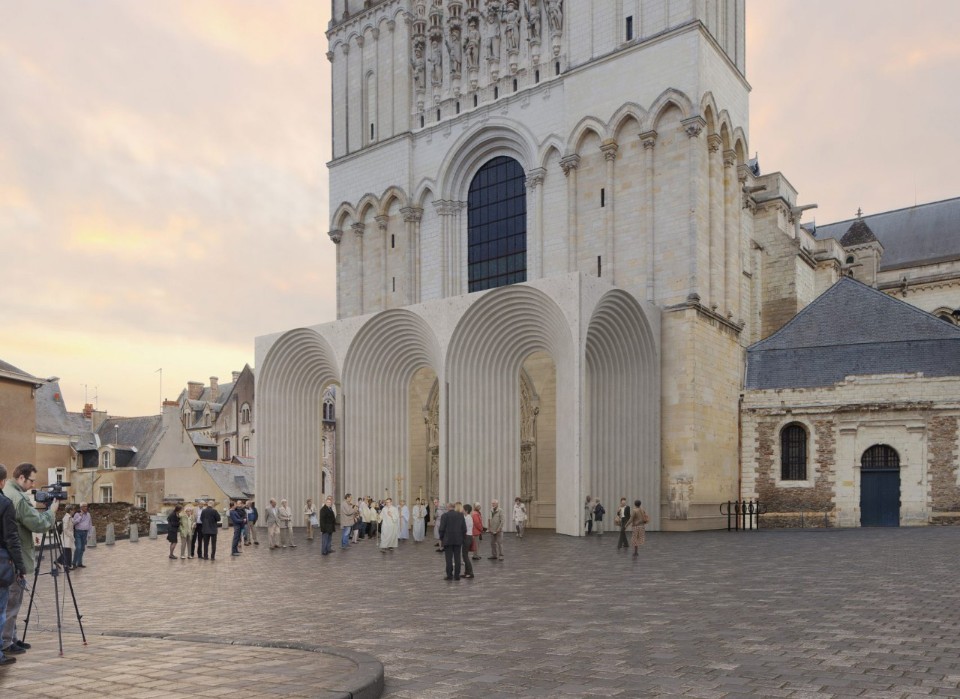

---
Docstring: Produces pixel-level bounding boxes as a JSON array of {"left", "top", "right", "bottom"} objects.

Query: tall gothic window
[
  {"left": 467, "top": 156, "right": 527, "bottom": 292},
  {"left": 780, "top": 423, "right": 807, "bottom": 481}
]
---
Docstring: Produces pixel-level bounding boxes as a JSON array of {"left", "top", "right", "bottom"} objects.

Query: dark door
[{"left": 860, "top": 470, "right": 900, "bottom": 527}]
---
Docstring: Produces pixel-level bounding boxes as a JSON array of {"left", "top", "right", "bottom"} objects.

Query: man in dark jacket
[
  {"left": 199, "top": 500, "right": 221, "bottom": 561},
  {"left": 0, "top": 464, "right": 27, "bottom": 666},
  {"left": 438, "top": 502, "right": 466, "bottom": 581},
  {"left": 228, "top": 501, "right": 246, "bottom": 556},
  {"left": 318, "top": 496, "right": 337, "bottom": 555}
]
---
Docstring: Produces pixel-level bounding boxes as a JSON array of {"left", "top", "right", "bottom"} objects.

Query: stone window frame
[
  {"left": 99, "top": 484, "right": 113, "bottom": 504},
  {"left": 774, "top": 418, "right": 817, "bottom": 489}
]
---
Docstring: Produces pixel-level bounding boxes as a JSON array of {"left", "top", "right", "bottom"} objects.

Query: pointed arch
[
  {"left": 537, "top": 135, "right": 564, "bottom": 170},
  {"left": 378, "top": 186, "right": 409, "bottom": 217},
  {"left": 566, "top": 115, "right": 608, "bottom": 155},
  {"left": 438, "top": 119, "right": 537, "bottom": 199},
  {"left": 332, "top": 201, "right": 357, "bottom": 230},
  {"left": 608, "top": 102, "right": 647, "bottom": 137},
  {"left": 647, "top": 88, "right": 694, "bottom": 131},
  {"left": 733, "top": 128, "right": 748, "bottom": 163},
  {"left": 356, "top": 193, "right": 380, "bottom": 222},
  {"left": 413, "top": 179, "right": 437, "bottom": 208}
]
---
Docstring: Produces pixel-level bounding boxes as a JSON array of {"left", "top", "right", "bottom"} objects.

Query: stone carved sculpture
[
  {"left": 429, "top": 36, "right": 443, "bottom": 85},
  {"left": 426, "top": 387, "right": 440, "bottom": 499},
  {"left": 486, "top": 4, "right": 501, "bottom": 63},
  {"left": 546, "top": 0, "right": 562, "bottom": 33},
  {"left": 446, "top": 25, "right": 463, "bottom": 76},
  {"left": 464, "top": 17, "right": 481, "bottom": 71},
  {"left": 411, "top": 42, "right": 426, "bottom": 92},
  {"left": 525, "top": 0, "right": 541, "bottom": 42},
  {"left": 503, "top": 1, "right": 520, "bottom": 52},
  {"left": 519, "top": 372, "right": 539, "bottom": 501}
]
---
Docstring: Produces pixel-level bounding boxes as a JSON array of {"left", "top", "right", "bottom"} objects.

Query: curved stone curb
[{"left": 98, "top": 629, "right": 384, "bottom": 699}]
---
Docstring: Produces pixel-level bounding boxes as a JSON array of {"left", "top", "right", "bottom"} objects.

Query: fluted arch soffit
[
  {"left": 437, "top": 119, "right": 538, "bottom": 200},
  {"left": 259, "top": 328, "right": 341, "bottom": 396},
  {"left": 446, "top": 285, "right": 575, "bottom": 378},
  {"left": 342, "top": 308, "right": 443, "bottom": 389},
  {"left": 585, "top": 289, "right": 659, "bottom": 372}
]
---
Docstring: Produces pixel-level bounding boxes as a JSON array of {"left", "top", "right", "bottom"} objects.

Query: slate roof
[
  {"left": 0, "top": 359, "right": 41, "bottom": 385},
  {"left": 95, "top": 416, "right": 164, "bottom": 469},
  {"left": 816, "top": 197, "right": 960, "bottom": 270},
  {"left": 35, "top": 381, "right": 88, "bottom": 436},
  {"left": 839, "top": 218, "right": 879, "bottom": 247},
  {"left": 745, "top": 277, "right": 960, "bottom": 390},
  {"left": 189, "top": 432, "right": 217, "bottom": 447},
  {"left": 201, "top": 461, "right": 256, "bottom": 500}
]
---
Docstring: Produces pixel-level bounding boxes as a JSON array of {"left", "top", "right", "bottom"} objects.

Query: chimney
[
  {"left": 162, "top": 399, "right": 180, "bottom": 428},
  {"left": 232, "top": 371, "right": 240, "bottom": 382},
  {"left": 188, "top": 381, "right": 203, "bottom": 400},
  {"left": 91, "top": 409, "right": 108, "bottom": 432},
  {"left": 83, "top": 403, "right": 94, "bottom": 419},
  {"left": 209, "top": 376, "right": 219, "bottom": 400}
]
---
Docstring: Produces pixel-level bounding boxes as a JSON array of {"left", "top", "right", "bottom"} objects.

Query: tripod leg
[
  {"left": 20, "top": 530, "right": 47, "bottom": 643},
  {"left": 52, "top": 527, "right": 87, "bottom": 646}
]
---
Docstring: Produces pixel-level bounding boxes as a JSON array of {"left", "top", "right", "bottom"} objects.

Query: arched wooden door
[{"left": 859, "top": 445, "right": 900, "bottom": 527}]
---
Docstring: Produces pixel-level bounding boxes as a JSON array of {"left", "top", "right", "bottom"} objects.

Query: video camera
[{"left": 33, "top": 479, "right": 71, "bottom": 504}]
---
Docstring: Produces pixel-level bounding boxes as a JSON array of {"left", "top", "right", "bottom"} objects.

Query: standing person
[
  {"left": 166, "top": 504, "right": 182, "bottom": 559},
  {"left": 487, "top": 499, "right": 504, "bottom": 561},
  {"left": 461, "top": 503, "right": 475, "bottom": 579},
  {"left": 628, "top": 499, "right": 648, "bottom": 557},
  {"left": 179, "top": 506, "right": 193, "bottom": 559},
  {"left": 432, "top": 498, "right": 445, "bottom": 548},
  {"left": 470, "top": 503, "right": 484, "bottom": 560},
  {"left": 72, "top": 501, "right": 92, "bottom": 568},
  {"left": 593, "top": 499, "right": 605, "bottom": 536},
  {"left": 244, "top": 500, "right": 259, "bottom": 545},
  {"left": 398, "top": 499, "right": 410, "bottom": 541},
  {"left": 59, "top": 504, "right": 75, "bottom": 569},
  {"left": 304, "top": 499, "right": 317, "bottom": 541},
  {"left": 265, "top": 498, "right": 281, "bottom": 549},
  {"left": 278, "top": 499, "right": 296, "bottom": 548},
  {"left": 228, "top": 501, "right": 246, "bottom": 556},
  {"left": 0, "top": 465, "right": 27, "bottom": 667},
  {"left": 199, "top": 500, "right": 221, "bottom": 560},
  {"left": 318, "top": 496, "right": 337, "bottom": 555},
  {"left": 365, "top": 498, "right": 379, "bottom": 540},
  {"left": 616, "top": 497, "right": 631, "bottom": 551},
  {"left": 340, "top": 494, "right": 357, "bottom": 549},
  {"left": 378, "top": 498, "right": 399, "bottom": 552},
  {"left": 584, "top": 495, "right": 594, "bottom": 535},
  {"left": 356, "top": 497, "right": 370, "bottom": 540},
  {"left": 438, "top": 502, "right": 466, "bottom": 581},
  {"left": 411, "top": 498, "right": 426, "bottom": 542},
  {"left": 191, "top": 502, "right": 203, "bottom": 557},
  {"left": 3, "top": 463, "right": 57, "bottom": 658},
  {"left": 512, "top": 497, "right": 527, "bottom": 539}
]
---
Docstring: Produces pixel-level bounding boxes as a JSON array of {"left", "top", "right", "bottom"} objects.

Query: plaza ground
[{"left": 2, "top": 525, "right": 960, "bottom": 697}]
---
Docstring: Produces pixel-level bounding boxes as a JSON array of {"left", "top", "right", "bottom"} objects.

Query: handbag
[
  {"left": 309, "top": 514, "right": 319, "bottom": 527},
  {"left": 641, "top": 509, "right": 650, "bottom": 524},
  {"left": 614, "top": 516, "right": 621, "bottom": 527},
  {"left": 0, "top": 549, "right": 16, "bottom": 588}
]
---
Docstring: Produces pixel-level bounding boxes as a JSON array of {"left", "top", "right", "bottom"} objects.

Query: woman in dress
[
  {"left": 628, "top": 499, "right": 648, "bottom": 557},
  {"left": 179, "top": 506, "right": 194, "bottom": 559},
  {"left": 304, "top": 498, "right": 317, "bottom": 541},
  {"left": 398, "top": 499, "right": 410, "bottom": 541},
  {"left": 278, "top": 499, "right": 296, "bottom": 548},
  {"left": 378, "top": 498, "right": 400, "bottom": 551},
  {"left": 513, "top": 497, "right": 527, "bottom": 539},
  {"left": 412, "top": 498, "right": 426, "bottom": 542},
  {"left": 166, "top": 504, "right": 182, "bottom": 559},
  {"left": 470, "top": 503, "right": 484, "bottom": 560}
]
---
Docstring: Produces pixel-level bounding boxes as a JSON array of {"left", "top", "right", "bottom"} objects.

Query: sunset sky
[{"left": 1, "top": 1, "right": 958, "bottom": 417}]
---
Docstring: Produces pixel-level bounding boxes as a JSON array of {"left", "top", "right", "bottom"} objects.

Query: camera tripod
[{"left": 21, "top": 521, "right": 87, "bottom": 655}]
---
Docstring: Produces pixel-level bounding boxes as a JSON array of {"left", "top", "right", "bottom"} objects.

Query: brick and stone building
[{"left": 177, "top": 365, "right": 256, "bottom": 463}]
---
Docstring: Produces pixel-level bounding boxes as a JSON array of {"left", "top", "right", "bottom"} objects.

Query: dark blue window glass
[{"left": 468, "top": 156, "right": 526, "bottom": 292}]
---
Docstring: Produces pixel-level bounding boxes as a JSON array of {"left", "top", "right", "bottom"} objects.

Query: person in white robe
[
  {"left": 399, "top": 500, "right": 410, "bottom": 540},
  {"left": 412, "top": 499, "right": 426, "bottom": 542},
  {"left": 378, "top": 498, "right": 400, "bottom": 551}
]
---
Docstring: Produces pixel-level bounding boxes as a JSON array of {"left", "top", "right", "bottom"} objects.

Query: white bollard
[
  {"left": 129, "top": 523, "right": 139, "bottom": 542},
  {"left": 105, "top": 523, "right": 115, "bottom": 546},
  {"left": 88, "top": 525, "right": 97, "bottom": 548},
  {"left": 149, "top": 521, "right": 158, "bottom": 540}
]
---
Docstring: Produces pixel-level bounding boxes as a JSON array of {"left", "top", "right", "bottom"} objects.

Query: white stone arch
[
  {"left": 585, "top": 289, "right": 661, "bottom": 529},
  {"left": 607, "top": 102, "right": 648, "bottom": 139},
  {"left": 258, "top": 328, "right": 341, "bottom": 513},
  {"left": 647, "top": 88, "right": 695, "bottom": 131},
  {"left": 342, "top": 309, "right": 443, "bottom": 501},
  {"left": 733, "top": 127, "right": 748, "bottom": 163},
  {"left": 537, "top": 135, "right": 564, "bottom": 170},
  {"left": 377, "top": 186, "right": 409, "bottom": 217},
  {"left": 699, "top": 92, "right": 719, "bottom": 123},
  {"left": 413, "top": 179, "right": 437, "bottom": 209},
  {"left": 355, "top": 193, "right": 380, "bottom": 223},
  {"left": 446, "top": 285, "right": 577, "bottom": 533},
  {"left": 331, "top": 201, "right": 357, "bottom": 231},
  {"left": 438, "top": 120, "right": 538, "bottom": 200},
  {"left": 566, "top": 115, "right": 608, "bottom": 155}
]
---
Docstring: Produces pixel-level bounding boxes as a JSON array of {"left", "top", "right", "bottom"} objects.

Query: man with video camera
[
  {"left": 0, "top": 464, "right": 27, "bottom": 667},
  {"left": 1, "top": 463, "right": 58, "bottom": 658}
]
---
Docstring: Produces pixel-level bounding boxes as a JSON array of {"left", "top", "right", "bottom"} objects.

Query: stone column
[
  {"left": 640, "top": 130, "right": 657, "bottom": 301},
  {"left": 435, "top": 201, "right": 462, "bottom": 297},
  {"left": 723, "top": 150, "right": 739, "bottom": 320},
  {"left": 560, "top": 154, "right": 580, "bottom": 273},
  {"left": 682, "top": 116, "right": 706, "bottom": 301},
  {"left": 600, "top": 139, "right": 619, "bottom": 283},
  {"left": 525, "top": 167, "right": 546, "bottom": 280},
  {"left": 352, "top": 222, "right": 366, "bottom": 315},
  {"left": 376, "top": 214, "right": 389, "bottom": 310},
  {"left": 329, "top": 229, "right": 343, "bottom": 318},
  {"left": 707, "top": 133, "right": 724, "bottom": 310},
  {"left": 401, "top": 206, "right": 423, "bottom": 305}
]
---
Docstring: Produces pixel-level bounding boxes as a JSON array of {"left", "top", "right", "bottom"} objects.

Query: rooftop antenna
[{"left": 154, "top": 368, "right": 163, "bottom": 414}]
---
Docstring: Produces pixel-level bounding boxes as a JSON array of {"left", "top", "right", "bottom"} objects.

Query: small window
[
  {"left": 100, "top": 485, "right": 113, "bottom": 504},
  {"left": 420, "top": 115, "right": 425, "bottom": 128},
  {"left": 600, "top": 188, "right": 605, "bottom": 207},
  {"left": 473, "top": 94, "right": 478, "bottom": 107},
  {"left": 370, "top": 123, "right": 374, "bottom": 140},
  {"left": 456, "top": 101, "right": 460, "bottom": 114},
  {"left": 597, "top": 256, "right": 601, "bottom": 277},
  {"left": 780, "top": 424, "right": 808, "bottom": 481},
  {"left": 512, "top": 78, "right": 518, "bottom": 92},
  {"left": 494, "top": 86, "right": 499, "bottom": 99},
  {"left": 391, "top": 234, "right": 395, "bottom": 249},
  {"left": 135, "top": 494, "right": 147, "bottom": 510},
  {"left": 861, "top": 444, "right": 900, "bottom": 470},
  {"left": 626, "top": 16, "right": 634, "bottom": 41},
  {"left": 535, "top": 69, "right": 540, "bottom": 83},
  {"left": 392, "top": 276, "right": 396, "bottom": 292},
  {"left": 101, "top": 451, "right": 111, "bottom": 470},
  {"left": 555, "top": 61, "right": 560, "bottom": 76},
  {"left": 223, "top": 440, "right": 231, "bottom": 461},
  {"left": 846, "top": 255, "right": 855, "bottom": 264},
  {"left": 436, "top": 108, "right": 441, "bottom": 121},
  {"left": 242, "top": 437, "right": 250, "bottom": 457}
]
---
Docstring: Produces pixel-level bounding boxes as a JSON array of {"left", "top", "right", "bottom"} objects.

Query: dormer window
[
  {"left": 845, "top": 255, "right": 855, "bottom": 265},
  {"left": 101, "top": 451, "right": 112, "bottom": 469}
]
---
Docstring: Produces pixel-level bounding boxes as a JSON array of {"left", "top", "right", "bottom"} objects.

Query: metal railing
[{"left": 720, "top": 500, "right": 766, "bottom": 531}]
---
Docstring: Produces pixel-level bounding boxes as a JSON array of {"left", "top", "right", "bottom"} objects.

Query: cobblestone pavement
[{"left": 3, "top": 525, "right": 960, "bottom": 698}]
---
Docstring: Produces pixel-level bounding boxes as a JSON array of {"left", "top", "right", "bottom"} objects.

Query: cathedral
[{"left": 255, "top": 1, "right": 960, "bottom": 533}]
